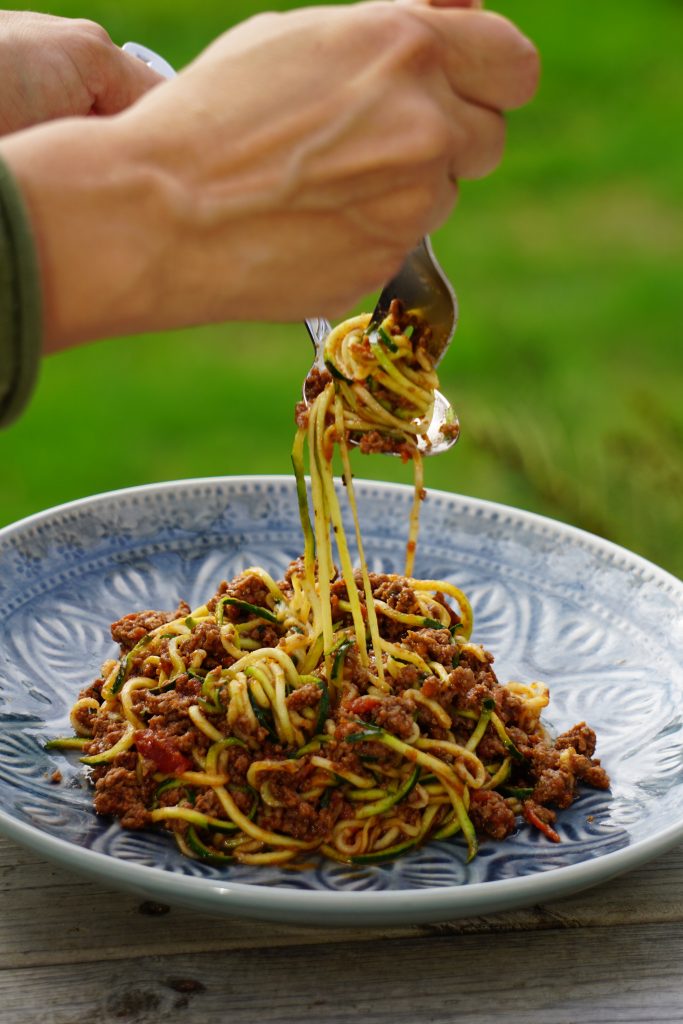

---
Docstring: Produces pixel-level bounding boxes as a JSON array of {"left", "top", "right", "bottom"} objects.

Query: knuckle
[
  {"left": 411, "top": 108, "right": 453, "bottom": 163},
  {"left": 457, "top": 109, "right": 506, "bottom": 179},
  {"left": 380, "top": 92, "right": 452, "bottom": 166},
  {"left": 366, "top": 4, "right": 439, "bottom": 67},
  {"left": 73, "top": 18, "right": 112, "bottom": 46}
]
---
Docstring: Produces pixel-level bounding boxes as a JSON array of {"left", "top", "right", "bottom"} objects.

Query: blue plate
[{"left": 0, "top": 476, "right": 682, "bottom": 925}]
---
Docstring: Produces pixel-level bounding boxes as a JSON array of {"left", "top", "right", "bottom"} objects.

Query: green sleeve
[{"left": 0, "top": 157, "right": 42, "bottom": 428}]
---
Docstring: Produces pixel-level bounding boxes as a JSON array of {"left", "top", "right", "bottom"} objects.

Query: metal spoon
[
  {"left": 305, "top": 238, "right": 459, "bottom": 454},
  {"left": 122, "top": 41, "right": 176, "bottom": 79}
]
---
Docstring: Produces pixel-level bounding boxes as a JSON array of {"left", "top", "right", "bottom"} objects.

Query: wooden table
[{"left": 1, "top": 835, "right": 682, "bottom": 1023}]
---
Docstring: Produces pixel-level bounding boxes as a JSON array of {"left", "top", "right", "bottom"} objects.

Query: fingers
[
  {"left": 446, "top": 97, "right": 505, "bottom": 179},
  {"left": 90, "top": 41, "right": 166, "bottom": 115},
  {"left": 413, "top": 7, "right": 540, "bottom": 112}
]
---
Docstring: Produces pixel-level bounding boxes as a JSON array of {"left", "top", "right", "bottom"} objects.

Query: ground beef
[
  {"left": 523, "top": 799, "right": 557, "bottom": 826},
  {"left": 259, "top": 789, "right": 345, "bottom": 842},
  {"left": 93, "top": 767, "right": 151, "bottom": 829},
  {"left": 469, "top": 790, "right": 517, "bottom": 840},
  {"left": 181, "top": 622, "right": 230, "bottom": 667},
  {"left": 328, "top": 574, "right": 460, "bottom": 646},
  {"left": 403, "top": 628, "right": 457, "bottom": 667},
  {"left": 75, "top": 553, "right": 611, "bottom": 865},
  {"left": 371, "top": 695, "right": 417, "bottom": 739},
  {"left": 140, "top": 686, "right": 214, "bottom": 756},
  {"left": 207, "top": 574, "right": 271, "bottom": 615},
  {"left": 281, "top": 557, "right": 305, "bottom": 589},
  {"left": 358, "top": 431, "right": 413, "bottom": 459},
  {"left": 224, "top": 745, "right": 251, "bottom": 788},
  {"left": 242, "top": 624, "right": 281, "bottom": 649},
  {"left": 78, "top": 676, "right": 105, "bottom": 702},
  {"left": 390, "top": 664, "right": 422, "bottom": 693},
  {"left": 192, "top": 790, "right": 225, "bottom": 819},
  {"left": 475, "top": 734, "right": 506, "bottom": 762},
  {"left": 86, "top": 715, "right": 127, "bottom": 753},
  {"left": 523, "top": 737, "right": 560, "bottom": 773},
  {"left": 286, "top": 683, "right": 323, "bottom": 713},
  {"left": 295, "top": 367, "right": 333, "bottom": 429},
  {"left": 111, "top": 602, "right": 190, "bottom": 653},
  {"left": 303, "top": 366, "right": 332, "bottom": 405},
  {"left": 493, "top": 685, "right": 526, "bottom": 725},
  {"left": 371, "top": 574, "right": 422, "bottom": 629},
  {"left": 330, "top": 725, "right": 389, "bottom": 769},
  {"left": 173, "top": 673, "right": 202, "bottom": 698},
  {"left": 422, "top": 665, "right": 473, "bottom": 705},
  {"left": 532, "top": 767, "right": 576, "bottom": 808},
  {"left": 71, "top": 701, "right": 97, "bottom": 735},
  {"left": 439, "top": 421, "right": 460, "bottom": 441},
  {"left": 555, "top": 722, "right": 597, "bottom": 757},
  {"left": 342, "top": 643, "right": 371, "bottom": 690},
  {"left": 560, "top": 750, "right": 610, "bottom": 790}
]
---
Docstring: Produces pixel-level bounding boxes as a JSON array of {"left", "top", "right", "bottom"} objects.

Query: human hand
[
  {"left": 0, "top": 11, "right": 162, "bottom": 135},
  {"left": 117, "top": 0, "right": 538, "bottom": 322},
  {"left": 0, "top": 1, "right": 538, "bottom": 348}
]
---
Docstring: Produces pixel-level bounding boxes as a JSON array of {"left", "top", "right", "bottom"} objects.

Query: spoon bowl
[{"left": 305, "top": 237, "right": 459, "bottom": 455}]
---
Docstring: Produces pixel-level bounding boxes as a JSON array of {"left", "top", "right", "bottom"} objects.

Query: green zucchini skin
[
  {"left": 185, "top": 826, "right": 234, "bottom": 863},
  {"left": 324, "top": 357, "right": 352, "bottom": 383},
  {"left": 216, "top": 597, "right": 279, "bottom": 624},
  {"left": 112, "top": 633, "right": 153, "bottom": 694},
  {"left": 356, "top": 765, "right": 420, "bottom": 820}
]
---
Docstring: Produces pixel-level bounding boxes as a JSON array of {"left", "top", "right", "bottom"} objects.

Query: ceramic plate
[{"left": 0, "top": 476, "right": 682, "bottom": 926}]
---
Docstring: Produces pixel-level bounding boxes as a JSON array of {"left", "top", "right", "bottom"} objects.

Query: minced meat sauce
[{"left": 73, "top": 562, "right": 610, "bottom": 862}]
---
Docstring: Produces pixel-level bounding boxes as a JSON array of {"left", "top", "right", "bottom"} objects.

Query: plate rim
[
  {"left": 0, "top": 474, "right": 681, "bottom": 925},
  {"left": 1, "top": 473, "right": 681, "bottom": 593}
]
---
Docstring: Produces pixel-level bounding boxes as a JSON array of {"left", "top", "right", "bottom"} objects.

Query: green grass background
[{"left": 1, "top": 0, "right": 681, "bottom": 576}]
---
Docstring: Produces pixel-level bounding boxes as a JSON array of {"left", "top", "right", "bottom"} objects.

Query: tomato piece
[
  {"left": 421, "top": 677, "right": 439, "bottom": 699},
  {"left": 347, "top": 696, "right": 382, "bottom": 717},
  {"left": 134, "top": 729, "right": 193, "bottom": 775}
]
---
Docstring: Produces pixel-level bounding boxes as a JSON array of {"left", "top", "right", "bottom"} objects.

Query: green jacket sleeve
[{"left": 0, "top": 158, "right": 42, "bottom": 428}]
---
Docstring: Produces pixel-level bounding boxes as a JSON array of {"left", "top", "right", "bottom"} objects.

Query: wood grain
[
  {"left": 1, "top": 836, "right": 681, "bottom": 1023},
  {"left": 1, "top": 921, "right": 682, "bottom": 1024}
]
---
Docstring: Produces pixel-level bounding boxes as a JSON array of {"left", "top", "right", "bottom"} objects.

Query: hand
[
  {"left": 123, "top": 1, "right": 538, "bottom": 317},
  {"left": 0, "top": 11, "right": 162, "bottom": 135},
  {"left": 0, "top": 1, "right": 539, "bottom": 348}
]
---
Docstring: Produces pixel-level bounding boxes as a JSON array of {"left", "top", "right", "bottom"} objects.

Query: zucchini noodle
[{"left": 48, "top": 303, "right": 609, "bottom": 866}]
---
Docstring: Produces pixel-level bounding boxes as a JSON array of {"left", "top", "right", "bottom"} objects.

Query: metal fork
[
  {"left": 305, "top": 238, "right": 459, "bottom": 454},
  {"left": 123, "top": 43, "right": 459, "bottom": 454}
]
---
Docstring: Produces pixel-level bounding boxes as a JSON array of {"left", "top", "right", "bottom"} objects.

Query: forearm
[
  {"left": 0, "top": 158, "right": 41, "bottom": 426},
  {"left": 0, "top": 117, "right": 177, "bottom": 351}
]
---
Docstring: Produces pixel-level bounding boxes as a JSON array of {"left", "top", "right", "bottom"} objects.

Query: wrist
[{"left": 0, "top": 116, "right": 176, "bottom": 350}]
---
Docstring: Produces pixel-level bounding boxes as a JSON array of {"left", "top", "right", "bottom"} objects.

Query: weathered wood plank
[
  {"left": 0, "top": 922, "right": 681, "bottom": 1024},
  {"left": 0, "top": 836, "right": 682, "bottom": 969}
]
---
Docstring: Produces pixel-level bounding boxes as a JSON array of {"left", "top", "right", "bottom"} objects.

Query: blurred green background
[{"left": 1, "top": 1, "right": 681, "bottom": 576}]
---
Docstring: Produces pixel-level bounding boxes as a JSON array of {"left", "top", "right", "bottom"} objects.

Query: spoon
[{"left": 305, "top": 238, "right": 459, "bottom": 454}]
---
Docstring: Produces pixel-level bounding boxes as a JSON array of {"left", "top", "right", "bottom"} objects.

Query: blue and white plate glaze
[{"left": 0, "top": 476, "right": 682, "bottom": 926}]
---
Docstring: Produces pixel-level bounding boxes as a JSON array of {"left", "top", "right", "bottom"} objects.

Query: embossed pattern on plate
[{"left": 0, "top": 476, "right": 682, "bottom": 925}]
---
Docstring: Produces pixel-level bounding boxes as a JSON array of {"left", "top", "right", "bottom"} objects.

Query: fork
[
  {"left": 123, "top": 43, "right": 459, "bottom": 454},
  {"left": 305, "top": 238, "right": 459, "bottom": 455}
]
